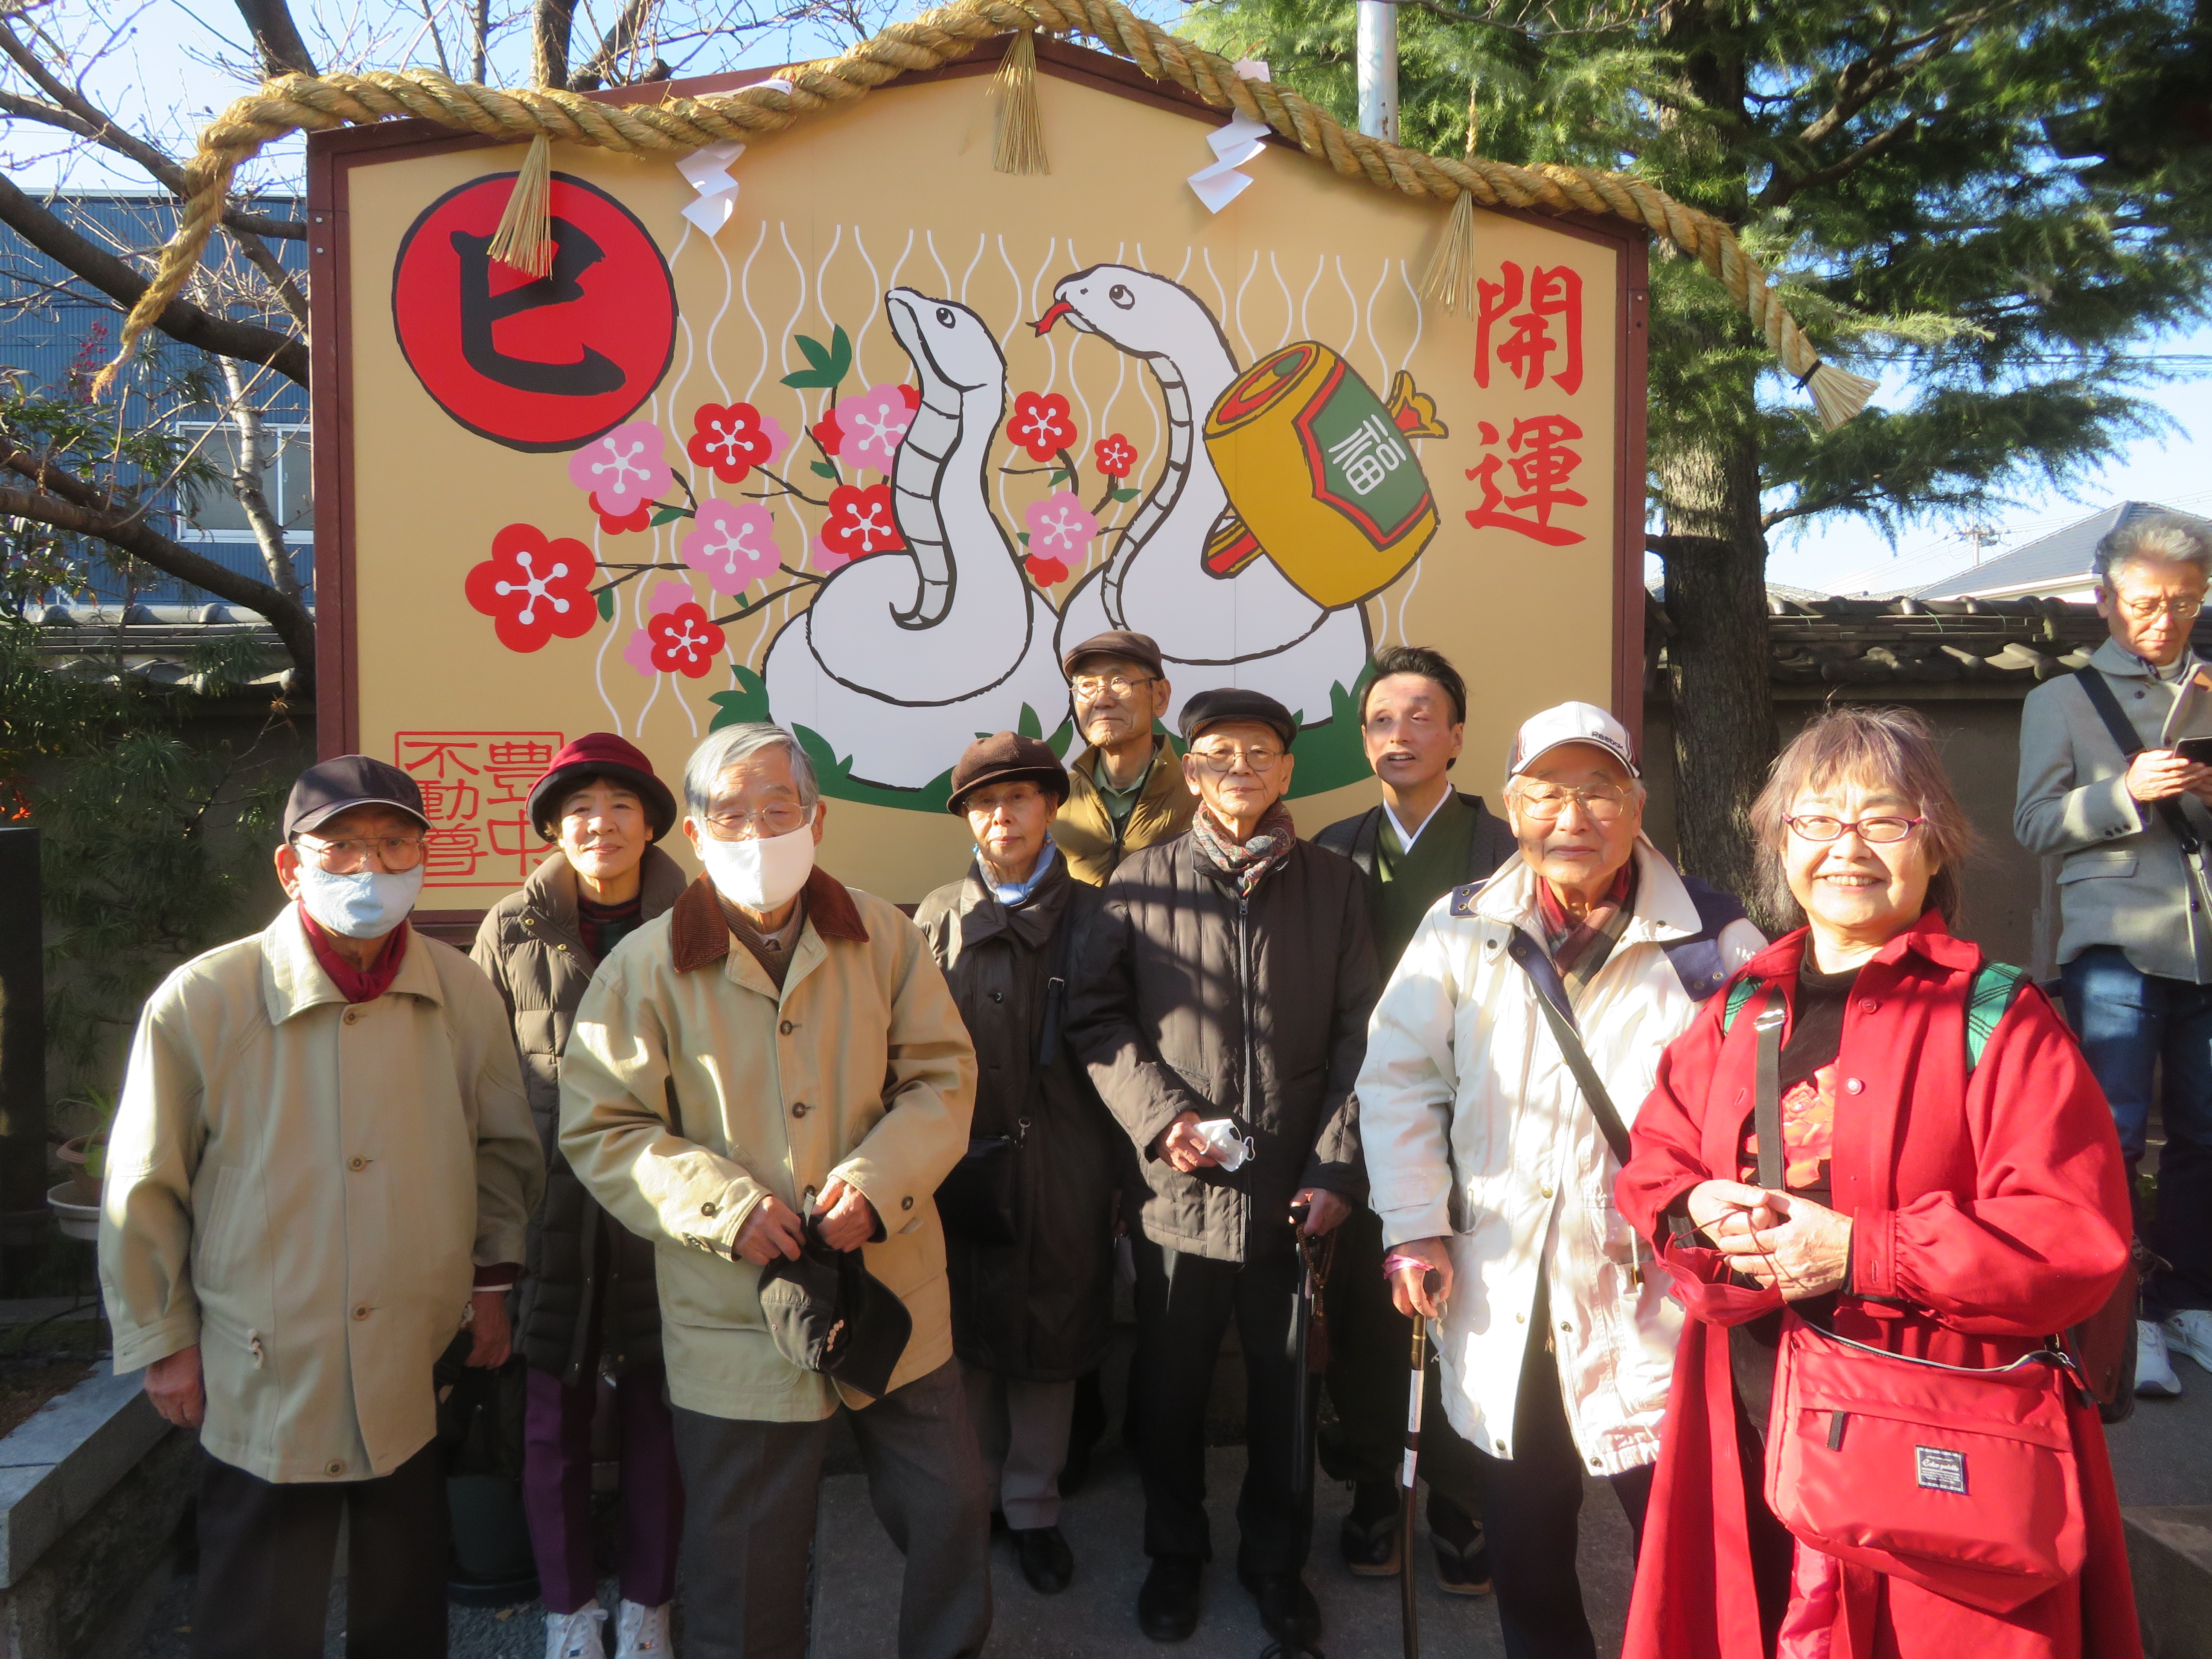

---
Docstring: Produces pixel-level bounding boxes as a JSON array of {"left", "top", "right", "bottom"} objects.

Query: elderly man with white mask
[
  {"left": 559, "top": 722, "right": 987, "bottom": 1659},
  {"left": 1357, "top": 703, "right": 1763, "bottom": 1659},
  {"left": 102, "top": 755, "right": 542, "bottom": 1659}
]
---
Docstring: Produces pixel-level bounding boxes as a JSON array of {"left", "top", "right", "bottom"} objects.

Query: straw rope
[{"left": 93, "top": 0, "right": 1875, "bottom": 424}]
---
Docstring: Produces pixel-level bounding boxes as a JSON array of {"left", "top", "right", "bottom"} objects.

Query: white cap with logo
[{"left": 1507, "top": 701, "right": 1639, "bottom": 779}]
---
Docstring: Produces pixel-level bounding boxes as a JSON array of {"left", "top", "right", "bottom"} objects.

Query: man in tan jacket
[
  {"left": 101, "top": 755, "right": 542, "bottom": 1659},
  {"left": 1054, "top": 630, "right": 1197, "bottom": 884},
  {"left": 559, "top": 723, "right": 987, "bottom": 1659}
]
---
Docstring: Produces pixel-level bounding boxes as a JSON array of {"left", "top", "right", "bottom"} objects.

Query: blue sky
[{"left": 14, "top": 0, "right": 2208, "bottom": 599}]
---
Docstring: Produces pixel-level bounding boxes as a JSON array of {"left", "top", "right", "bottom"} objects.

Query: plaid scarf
[
  {"left": 1190, "top": 800, "right": 1298, "bottom": 897},
  {"left": 1536, "top": 861, "right": 1637, "bottom": 996}
]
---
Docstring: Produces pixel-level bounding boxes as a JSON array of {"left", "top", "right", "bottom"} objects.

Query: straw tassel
[
  {"left": 1418, "top": 189, "right": 1479, "bottom": 317},
  {"left": 1806, "top": 361, "right": 1879, "bottom": 431},
  {"left": 487, "top": 133, "right": 555, "bottom": 278},
  {"left": 992, "top": 30, "right": 1048, "bottom": 175}
]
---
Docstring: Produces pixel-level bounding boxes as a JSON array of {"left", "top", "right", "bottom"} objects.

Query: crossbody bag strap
[
  {"left": 2076, "top": 665, "right": 2200, "bottom": 853},
  {"left": 1753, "top": 1003, "right": 1787, "bottom": 1191},
  {"left": 1507, "top": 933, "right": 1633, "bottom": 1168}
]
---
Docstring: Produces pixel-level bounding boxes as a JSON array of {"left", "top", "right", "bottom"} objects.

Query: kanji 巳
[{"left": 1465, "top": 416, "right": 1588, "bottom": 547}]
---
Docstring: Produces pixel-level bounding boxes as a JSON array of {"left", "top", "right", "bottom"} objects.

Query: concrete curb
[
  {"left": 0, "top": 1370, "right": 166, "bottom": 1591},
  {"left": 2126, "top": 1506, "right": 2212, "bottom": 1659}
]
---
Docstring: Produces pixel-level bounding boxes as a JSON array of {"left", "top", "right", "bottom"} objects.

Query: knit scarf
[{"left": 1191, "top": 800, "right": 1297, "bottom": 897}]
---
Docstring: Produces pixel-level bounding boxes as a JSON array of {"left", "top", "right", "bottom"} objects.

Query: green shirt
[
  {"left": 1093, "top": 747, "right": 1159, "bottom": 830},
  {"left": 1371, "top": 791, "right": 1480, "bottom": 971}
]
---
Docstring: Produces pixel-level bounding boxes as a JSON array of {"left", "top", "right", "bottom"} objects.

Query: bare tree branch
[
  {"left": 533, "top": 0, "right": 577, "bottom": 88},
  {"left": 1, "top": 442, "right": 314, "bottom": 677},
  {"left": 572, "top": 0, "right": 659, "bottom": 88},
  {"left": 232, "top": 0, "right": 318, "bottom": 79},
  {"left": 0, "top": 173, "right": 307, "bottom": 384},
  {"left": 216, "top": 356, "right": 300, "bottom": 605}
]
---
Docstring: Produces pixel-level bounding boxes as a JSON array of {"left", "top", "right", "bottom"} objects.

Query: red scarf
[
  {"left": 300, "top": 905, "right": 411, "bottom": 1004},
  {"left": 1535, "top": 862, "right": 1635, "bottom": 976}
]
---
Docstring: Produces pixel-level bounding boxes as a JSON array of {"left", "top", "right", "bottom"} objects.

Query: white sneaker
[
  {"left": 2137, "top": 1319, "right": 2185, "bottom": 1397},
  {"left": 546, "top": 1603, "right": 608, "bottom": 1659},
  {"left": 616, "top": 1600, "right": 673, "bottom": 1657},
  {"left": 2165, "top": 1310, "right": 2212, "bottom": 1372}
]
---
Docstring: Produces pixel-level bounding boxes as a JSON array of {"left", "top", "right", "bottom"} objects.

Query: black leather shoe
[
  {"left": 1240, "top": 1569, "right": 1321, "bottom": 1645},
  {"left": 1016, "top": 1525, "right": 1075, "bottom": 1594},
  {"left": 1137, "top": 1556, "right": 1202, "bottom": 1642},
  {"left": 1339, "top": 1481, "right": 1401, "bottom": 1576}
]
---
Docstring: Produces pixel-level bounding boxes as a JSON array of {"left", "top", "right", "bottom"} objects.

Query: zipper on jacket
[{"left": 1237, "top": 895, "right": 1254, "bottom": 1136}]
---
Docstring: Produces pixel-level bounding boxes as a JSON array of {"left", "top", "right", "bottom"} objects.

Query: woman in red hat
[{"left": 472, "top": 734, "right": 687, "bottom": 1659}]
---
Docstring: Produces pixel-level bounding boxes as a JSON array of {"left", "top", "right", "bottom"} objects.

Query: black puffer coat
[
  {"left": 914, "top": 853, "right": 1117, "bottom": 1382},
  {"left": 1067, "top": 830, "right": 1378, "bottom": 1266},
  {"left": 471, "top": 846, "right": 688, "bottom": 1383}
]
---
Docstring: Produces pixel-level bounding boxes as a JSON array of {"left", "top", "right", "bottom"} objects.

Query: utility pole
[
  {"left": 1356, "top": 0, "right": 1399, "bottom": 142},
  {"left": 1959, "top": 522, "right": 2001, "bottom": 567}
]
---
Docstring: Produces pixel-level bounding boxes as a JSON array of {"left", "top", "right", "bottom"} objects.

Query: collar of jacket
[
  {"left": 519, "top": 841, "right": 690, "bottom": 936},
  {"left": 953, "top": 849, "right": 1074, "bottom": 954},
  {"left": 262, "top": 902, "right": 445, "bottom": 1023},
  {"left": 1473, "top": 836, "right": 1705, "bottom": 949},
  {"left": 2088, "top": 636, "right": 2200, "bottom": 682},
  {"left": 1736, "top": 909, "right": 1973, "bottom": 986},
  {"left": 669, "top": 865, "right": 868, "bottom": 974},
  {"left": 1073, "top": 734, "right": 1180, "bottom": 798}
]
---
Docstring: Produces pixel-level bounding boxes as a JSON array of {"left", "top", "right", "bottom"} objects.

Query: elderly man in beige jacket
[
  {"left": 559, "top": 722, "right": 986, "bottom": 1659},
  {"left": 100, "top": 755, "right": 542, "bottom": 1659}
]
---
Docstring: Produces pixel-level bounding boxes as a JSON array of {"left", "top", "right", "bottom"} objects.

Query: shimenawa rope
[{"left": 92, "top": 0, "right": 1877, "bottom": 427}]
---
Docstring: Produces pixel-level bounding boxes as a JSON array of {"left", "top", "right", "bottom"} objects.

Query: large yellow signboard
[{"left": 309, "top": 41, "right": 1645, "bottom": 921}]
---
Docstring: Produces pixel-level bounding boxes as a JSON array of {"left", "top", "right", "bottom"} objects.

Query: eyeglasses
[
  {"left": 2114, "top": 594, "right": 2204, "bottom": 620},
  {"left": 1785, "top": 813, "right": 1924, "bottom": 844},
  {"left": 702, "top": 803, "right": 811, "bottom": 841},
  {"left": 1511, "top": 782, "right": 1636, "bottom": 823},
  {"left": 294, "top": 833, "right": 428, "bottom": 873},
  {"left": 1189, "top": 742, "right": 1285, "bottom": 773},
  {"left": 963, "top": 785, "right": 1047, "bottom": 818},
  {"left": 1071, "top": 672, "right": 1156, "bottom": 699}
]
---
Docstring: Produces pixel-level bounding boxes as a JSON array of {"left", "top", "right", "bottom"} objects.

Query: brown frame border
[{"left": 307, "top": 36, "right": 1650, "bottom": 940}]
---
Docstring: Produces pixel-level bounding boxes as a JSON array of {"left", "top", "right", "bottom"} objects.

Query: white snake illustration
[
  {"left": 1037, "top": 265, "right": 1368, "bottom": 725},
  {"left": 762, "top": 287, "right": 1065, "bottom": 789}
]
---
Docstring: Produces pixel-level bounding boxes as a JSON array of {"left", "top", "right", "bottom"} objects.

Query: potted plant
[{"left": 49, "top": 1087, "right": 117, "bottom": 1241}]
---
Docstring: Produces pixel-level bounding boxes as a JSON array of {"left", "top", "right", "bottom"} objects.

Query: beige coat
[
  {"left": 2016, "top": 638, "right": 2212, "bottom": 981},
  {"left": 558, "top": 869, "right": 976, "bottom": 1422},
  {"left": 100, "top": 906, "right": 542, "bottom": 1484}
]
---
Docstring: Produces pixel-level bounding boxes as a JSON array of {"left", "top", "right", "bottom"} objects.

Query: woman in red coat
[{"left": 1616, "top": 706, "right": 2136, "bottom": 1659}]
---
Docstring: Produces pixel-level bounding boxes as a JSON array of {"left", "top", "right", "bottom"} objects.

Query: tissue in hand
[{"left": 1191, "top": 1118, "right": 1253, "bottom": 1171}]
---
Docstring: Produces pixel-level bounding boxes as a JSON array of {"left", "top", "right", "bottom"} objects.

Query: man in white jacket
[{"left": 1358, "top": 702, "right": 1762, "bottom": 1659}]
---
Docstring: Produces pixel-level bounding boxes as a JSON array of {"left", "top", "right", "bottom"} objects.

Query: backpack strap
[
  {"left": 2075, "top": 666, "right": 2201, "bottom": 853},
  {"left": 1722, "top": 976, "right": 1764, "bottom": 1032},
  {"left": 1965, "top": 961, "right": 2030, "bottom": 1072}
]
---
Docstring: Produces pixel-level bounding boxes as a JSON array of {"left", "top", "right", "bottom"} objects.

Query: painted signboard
[{"left": 308, "top": 40, "right": 1646, "bottom": 923}]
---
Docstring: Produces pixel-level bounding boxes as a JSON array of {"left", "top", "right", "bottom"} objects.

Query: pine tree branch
[
  {"left": 0, "top": 441, "right": 315, "bottom": 679},
  {"left": 1758, "top": 112, "right": 1920, "bottom": 210},
  {"left": 0, "top": 174, "right": 307, "bottom": 385}
]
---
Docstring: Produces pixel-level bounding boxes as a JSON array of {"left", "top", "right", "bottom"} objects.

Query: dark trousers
[
  {"left": 522, "top": 1358, "right": 683, "bottom": 1614},
  {"left": 1129, "top": 1236, "right": 1309, "bottom": 1574},
  {"left": 2062, "top": 944, "right": 2212, "bottom": 1311},
  {"left": 1474, "top": 1333, "right": 1653, "bottom": 1659},
  {"left": 1321, "top": 1209, "right": 1484, "bottom": 1535},
  {"left": 670, "top": 1359, "right": 992, "bottom": 1659},
  {"left": 191, "top": 1441, "right": 447, "bottom": 1659}
]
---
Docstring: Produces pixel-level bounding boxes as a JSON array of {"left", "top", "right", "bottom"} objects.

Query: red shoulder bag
[{"left": 1741, "top": 988, "right": 2091, "bottom": 1614}]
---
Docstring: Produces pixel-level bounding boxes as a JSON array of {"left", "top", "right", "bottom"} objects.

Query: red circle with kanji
[{"left": 391, "top": 172, "right": 676, "bottom": 454}]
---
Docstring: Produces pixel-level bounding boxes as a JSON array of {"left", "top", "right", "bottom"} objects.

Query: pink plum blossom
[
  {"left": 681, "top": 500, "right": 780, "bottom": 596},
  {"left": 1023, "top": 492, "right": 1097, "bottom": 567},
  {"left": 839, "top": 383, "right": 920, "bottom": 472},
  {"left": 568, "top": 421, "right": 665, "bottom": 514}
]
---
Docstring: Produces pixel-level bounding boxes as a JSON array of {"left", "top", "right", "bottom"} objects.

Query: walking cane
[
  {"left": 1269, "top": 1202, "right": 1331, "bottom": 1659},
  {"left": 1400, "top": 1267, "right": 1442, "bottom": 1659}
]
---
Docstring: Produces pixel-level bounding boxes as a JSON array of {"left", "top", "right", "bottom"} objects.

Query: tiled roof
[
  {"left": 1915, "top": 502, "right": 2208, "bottom": 598},
  {"left": 23, "top": 603, "right": 295, "bottom": 697}
]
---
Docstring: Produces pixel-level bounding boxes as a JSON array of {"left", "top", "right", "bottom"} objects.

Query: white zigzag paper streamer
[
  {"left": 678, "top": 140, "right": 746, "bottom": 235},
  {"left": 1188, "top": 63, "right": 1273, "bottom": 214}
]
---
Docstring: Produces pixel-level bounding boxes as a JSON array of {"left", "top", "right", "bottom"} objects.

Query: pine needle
[
  {"left": 992, "top": 31, "right": 1048, "bottom": 176},
  {"left": 1418, "top": 190, "right": 1479, "bottom": 317},
  {"left": 487, "top": 134, "right": 555, "bottom": 279},
  {"left": 1807, "top": 361, "right": 1879, "bottom": 430}
]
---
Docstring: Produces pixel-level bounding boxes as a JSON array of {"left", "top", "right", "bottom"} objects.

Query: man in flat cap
[
  {"left": 1054, "top": 630, "right": 1197, "bottom": 885},
  {"left": 916, "top": 733, "right": 1117, "bottom": 1596},
  {"left": 1069, "top": 690, "right": 1378, "bottom": 1648},
  {"left": 102, "top": 755, "right": 543, "bottom": 1659}
]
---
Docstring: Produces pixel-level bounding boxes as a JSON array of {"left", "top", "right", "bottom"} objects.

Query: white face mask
[
  {"left": 294, "top": 862, "right": 425, "bottom": 939},
  {"left": 698, "top": 809, "right": 817, "bottom": 914}
]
